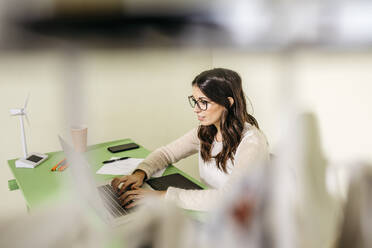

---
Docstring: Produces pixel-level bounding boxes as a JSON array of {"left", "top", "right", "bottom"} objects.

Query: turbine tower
[{"left": 10, "top": 95, "right": 30, "bottom": 158}]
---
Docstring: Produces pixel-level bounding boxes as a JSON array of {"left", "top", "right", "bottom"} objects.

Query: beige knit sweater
[{"left": 136, "top": 123, "right": 269, "bottom": 211}]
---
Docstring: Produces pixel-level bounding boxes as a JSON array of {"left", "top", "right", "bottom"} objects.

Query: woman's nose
[{"left": 194, "top": 105, "right": 201, "bottom": 113}]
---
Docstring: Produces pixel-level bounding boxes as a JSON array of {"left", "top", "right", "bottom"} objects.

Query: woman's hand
[
  {"left": 111, "top": 170, "right": 146, "bottom": 195},
  {"left": 118, "top": 188, "right": 166, "bottom": 209}
]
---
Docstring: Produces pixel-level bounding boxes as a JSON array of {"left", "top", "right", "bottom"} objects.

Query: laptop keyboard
[{"left": 97, "top": 184, "right": 133, "bottom": 218}]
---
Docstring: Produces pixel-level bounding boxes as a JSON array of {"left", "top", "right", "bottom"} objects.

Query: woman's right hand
[{"left": 111, "top": 170, "right": 146, "bottom": 195}]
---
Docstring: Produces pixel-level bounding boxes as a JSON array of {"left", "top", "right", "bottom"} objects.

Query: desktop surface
[{"left": 8, "top": 138, "right": 205, "bottom": 210}]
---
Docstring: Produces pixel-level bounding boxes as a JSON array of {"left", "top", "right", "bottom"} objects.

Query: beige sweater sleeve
[
  {"left": 165, "top": 128, "right": 269, "bottom": 211},
  {"left": 136, "top": 128, "right": 199, "bottom": 179}
]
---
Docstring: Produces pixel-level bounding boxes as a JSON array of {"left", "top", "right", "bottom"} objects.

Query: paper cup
[{"left": 70, "top": 125, "right": 87, "bottom": 152}]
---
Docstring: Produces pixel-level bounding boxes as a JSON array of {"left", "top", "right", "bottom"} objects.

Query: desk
[{"left": 7, "top": 138, "right": 206, "bottom": 211}]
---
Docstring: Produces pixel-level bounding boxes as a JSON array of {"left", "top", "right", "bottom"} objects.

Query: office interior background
[{"left": 0, "top": 0, "right": 372, "bottom": 246}]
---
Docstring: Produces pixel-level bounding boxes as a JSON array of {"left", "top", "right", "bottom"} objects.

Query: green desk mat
[{"left": 8, "top": 138, "right": 206, "bottom": 211}]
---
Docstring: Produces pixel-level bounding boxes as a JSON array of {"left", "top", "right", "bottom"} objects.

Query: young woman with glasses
[{"left": 111, "top": 68, "right": 269, "bottom": 211}]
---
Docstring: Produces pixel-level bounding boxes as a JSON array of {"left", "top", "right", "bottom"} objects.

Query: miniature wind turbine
[
  {"left": 10, "top": 95, "right": 48, "bottom": 168},
  {"left": 10, "top": 94, "right": 30, "bottom": 158}
]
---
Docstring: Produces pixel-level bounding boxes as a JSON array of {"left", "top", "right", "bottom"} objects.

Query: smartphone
[
  {"left": 15, "top": 152, "right": 49, "bottom": 168},
  {"left": 107, "top": 143, "right": 139, "bottom": 153}
]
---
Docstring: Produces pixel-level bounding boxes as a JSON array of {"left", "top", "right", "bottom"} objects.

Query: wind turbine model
[
  {"left": 10, "top": 95, "right": 30, "bottom": 158},
  {"left": 10, "top": 95, "right": 48, "bottom": 168}
]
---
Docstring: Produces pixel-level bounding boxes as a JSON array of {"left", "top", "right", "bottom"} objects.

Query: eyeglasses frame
[{"left": 188, "top": 95, "right": 211, "bottom": 111}]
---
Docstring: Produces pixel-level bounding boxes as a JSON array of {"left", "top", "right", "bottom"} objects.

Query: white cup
[{"left": 70, "top": 125, "right": 88, "bottom": 152}]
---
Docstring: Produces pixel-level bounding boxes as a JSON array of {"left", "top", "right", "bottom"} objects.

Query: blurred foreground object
[
  {"left": 0, "top": 203, "right": 103, "bottom": 248},
  {"left": 201, "top": 161, "right": 275, "bottom": 248},
  {"left": 335, "top": 163, "right": 372, "bottom": 248},
  {"left": 272, "top": 111, "right": 340, "bottom": 248},
  {"left": 120, "top": 196, "right": 197, "bottom": 248}
]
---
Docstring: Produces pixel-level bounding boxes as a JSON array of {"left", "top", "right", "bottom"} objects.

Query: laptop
[
  {"left": 58, "top": 136, "right": 150, "bottom": 227},
  {"left": 58, "top": 136, "right": 204, "bottom": 227}
]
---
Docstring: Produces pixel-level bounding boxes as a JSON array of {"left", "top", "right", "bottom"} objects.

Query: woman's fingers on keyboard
[
  {"left": 119, "top": 181, "right": 134, "bottom": 195},
  {"left": 131, "top": 182, "right": 142, "bottom": 189},
  {"left": 111, "top": 176, "right": 127, "bottom": 191},
  {"left": 119, "top": 189, "right": 140, "bottom": 202},
  {"left": 122, "top": 193, "right": 144, "bottom": 207},
  {"left": 110, "top": 177, "right": 120, "bottom": 190},
  {"left": 124, "top": 200, "right": 137, "bottom": 209}
]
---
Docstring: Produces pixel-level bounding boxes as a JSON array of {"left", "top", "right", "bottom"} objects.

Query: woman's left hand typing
[{"left": 118, "top": 187, "right": 166, "bottom": 209}]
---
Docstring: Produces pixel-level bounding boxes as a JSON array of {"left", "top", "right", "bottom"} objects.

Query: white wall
[
  {"left": 293, "top": 50, "right": 372, "bottom": 163},
  {"left": 1, "top": 48, "right": 372, "bottom": 219}
]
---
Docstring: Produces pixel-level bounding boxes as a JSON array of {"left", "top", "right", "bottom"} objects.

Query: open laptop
[{"left": 58, "top": 136, "right": 151, "bottom": 227}]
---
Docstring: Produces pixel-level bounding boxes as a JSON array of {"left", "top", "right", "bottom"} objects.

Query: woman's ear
[{"left": 228, "top": 97, "right": 234, "bottom": 107}]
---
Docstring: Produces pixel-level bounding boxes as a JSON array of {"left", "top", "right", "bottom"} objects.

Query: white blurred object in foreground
[
  {"left": 0, "top": 203, "right": 103, "bottom": 248},
  {"left": 272, "top": 111, "right": 340, "bottom": 248},
  {"left": 121, "top": 196, "right": 197, "bottom": 248},
  {"left": 200, "top": 160, "right": 274, "bottom": 248},
  {"left": 335, "top": 163, "right": 372, "bottom": 248}
]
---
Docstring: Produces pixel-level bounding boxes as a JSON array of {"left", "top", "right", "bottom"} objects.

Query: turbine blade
[
  {"left": 25, "top": 114, "right": 30, "bottom": 126},
  {"left": 10, "top": 109, "right": 22, "bottom": 115},
  {"left": 24, "top": 93, "right": 30, "bottom": 110}
]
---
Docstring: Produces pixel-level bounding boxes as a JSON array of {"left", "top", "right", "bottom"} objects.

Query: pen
[
  {"left": 51, "top": 158, "right": 66, "bottom": 171},
  {"left": 102, "top": 157, "right": 130, "bottom": 164},
  {"left": 58, "top": 164, "right": 68, "bottom": 171}
]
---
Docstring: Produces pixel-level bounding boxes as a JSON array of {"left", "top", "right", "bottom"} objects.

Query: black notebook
[{"left": 147, "top": 173, "right": 203, "bottom": 191}]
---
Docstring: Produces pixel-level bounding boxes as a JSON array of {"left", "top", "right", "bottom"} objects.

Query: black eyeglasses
[{"left": 188, "top": 96, "right": 210, "bottom": 111}]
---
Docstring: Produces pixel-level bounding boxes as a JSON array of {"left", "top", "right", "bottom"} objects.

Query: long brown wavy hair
[{"left": 192, "top": 68, "right": 259, "bottom": 173}]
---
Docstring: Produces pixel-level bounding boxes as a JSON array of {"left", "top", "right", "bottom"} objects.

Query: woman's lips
[{"left": 198, "top": 116, "right": 205, "bottom": 121}]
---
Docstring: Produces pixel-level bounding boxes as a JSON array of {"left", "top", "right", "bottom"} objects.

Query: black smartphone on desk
[{"left": 107, "top": 143, "right": 139, "bottom": 153}]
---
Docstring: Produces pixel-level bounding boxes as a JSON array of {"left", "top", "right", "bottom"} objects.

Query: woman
[{"left": 111, "top": 68, "right": 269, "bottom": 211}]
